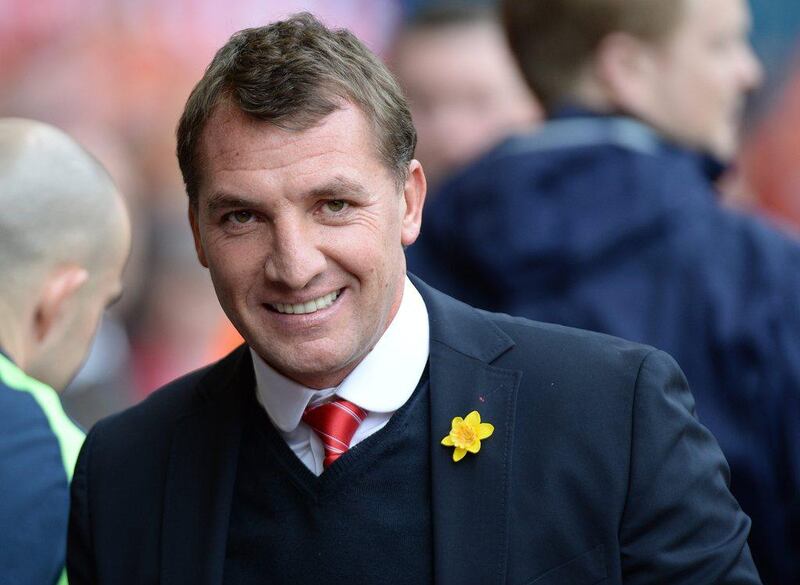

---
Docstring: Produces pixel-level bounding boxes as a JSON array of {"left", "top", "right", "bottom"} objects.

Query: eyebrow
[
  {"left": 205, "top": 176, "right": 371, "bottom": 213},
  {"left": 205, "top": 193, "right": 257, "bottom": 214},
  {"left": 307, "top": 176, "right": 371, "bottom": 200}
]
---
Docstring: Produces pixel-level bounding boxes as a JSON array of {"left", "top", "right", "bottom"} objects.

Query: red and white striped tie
[{"left": 302, "top": 398, "right": 367, "bottom": 469}]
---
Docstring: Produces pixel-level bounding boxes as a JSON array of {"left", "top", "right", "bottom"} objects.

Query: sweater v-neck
[{"left": 243, "top": 366, "right": 430, "bottom": 500}]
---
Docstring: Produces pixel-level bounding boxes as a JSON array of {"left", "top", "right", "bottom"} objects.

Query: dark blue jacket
[
  {"left": 408, "top": 113, "right": 800, "bottom": 584},
  {"left": 68, "top": 279, "right": 759, "bottom": 584},
  {"left": 0, "top": 349, "right": 85, "bottom": 585}
]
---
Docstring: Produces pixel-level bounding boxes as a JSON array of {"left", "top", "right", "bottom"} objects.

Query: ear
[
  {"left": 33, "top": 265, "right": 89, "bottom": 343},
  {"left": 594, "top": 31, "right": 659, "bottom": 113},
  {"left": 400, "top": 160, "right": 427, "bottom": 247},
  {"left": 188, "top": 204, "right": 209, "bottom": 268}
]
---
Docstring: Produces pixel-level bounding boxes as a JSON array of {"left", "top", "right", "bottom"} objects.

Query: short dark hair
[
  {"left": 177, "top": 12, "right": 417, "bottom": 203},
  {"left": 502, "top": 0, "right": 685, "bottom": 111}
]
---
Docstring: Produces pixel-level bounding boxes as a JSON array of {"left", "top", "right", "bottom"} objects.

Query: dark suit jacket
[{"left": 68, "top": 279, "right": 759, "bottom": 584}]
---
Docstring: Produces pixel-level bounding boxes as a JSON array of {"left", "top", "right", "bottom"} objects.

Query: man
[
  {"left": 0, "top": 118, "right": 130, "bottom": 584},
  {"left": 409, "top": 0, "right": 799, "bottom": 582},
  {"left": 388, "top": 3, "right": 541, "bottom": 192},
  {"left": 68, "top": 13, "right": 760, "bottom": 584}
]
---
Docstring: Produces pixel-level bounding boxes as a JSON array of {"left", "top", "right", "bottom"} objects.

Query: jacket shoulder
[
  {"left": 484, "top": 308, "right": 658, "bottom": 376},
  {"left": 89, "top": 345, "right": 248, "bottom": 446},
  {"left": 417, "top": 273, "right": 659, "bottom": 382}
]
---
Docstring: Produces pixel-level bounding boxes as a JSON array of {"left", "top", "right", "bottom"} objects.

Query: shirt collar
[
  {"left": 547, "top": 103, "right": 728, "bottom": 182},
  {"left": 252, "top": 276, "right": 430, "bottom": 432}
]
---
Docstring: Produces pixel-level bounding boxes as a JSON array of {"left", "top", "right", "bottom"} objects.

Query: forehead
[
  {"left": 671, "top": 0, "right": 750, "bottom": 37},
  {"left": 198, "top": 102, "right": 385, "bottom": 184}
]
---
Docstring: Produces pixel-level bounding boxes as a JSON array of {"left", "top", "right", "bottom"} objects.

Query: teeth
[{"left": 271, "top": 291, "right": 339, "bottom": 315}]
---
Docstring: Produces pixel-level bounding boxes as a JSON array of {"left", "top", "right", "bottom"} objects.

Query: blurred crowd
[{"left": 2, "top": 0, "right": 798, "bottom": 426}]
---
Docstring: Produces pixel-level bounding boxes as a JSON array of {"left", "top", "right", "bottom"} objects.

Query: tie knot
[{"left": 302, "top": 398, "right": 367, "bottom": 469}]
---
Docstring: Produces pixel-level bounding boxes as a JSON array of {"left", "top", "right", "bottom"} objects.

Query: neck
[{"left": 564, "top": 73, "right": 618, "bottom": 115}]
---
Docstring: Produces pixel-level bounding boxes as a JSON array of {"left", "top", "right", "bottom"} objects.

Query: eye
[
  {"left": 227, "top": 210, "right": 255, "bottom": 224},
  {"left": 324, "top": 200, "right": 348, "bottom": 213}
]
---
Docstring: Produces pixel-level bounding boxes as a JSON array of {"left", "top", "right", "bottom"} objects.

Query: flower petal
[
  {"left": 441, "top": 435, "right": 455, "bottom": 446},
  {"left": 465, "top": 411, "right": 481, "bottom": 426},
  {"left": 453, "top": 448, "right": 467, "bottom": 462},
  {"left": 477, "top": 423, "right": 494, "bottom": 439},
  {"left": 467, "top": 440, "right": 481, "bottom": 454},
  {"left": 451, "top": 416, "right": 464, "bottom": 428}
]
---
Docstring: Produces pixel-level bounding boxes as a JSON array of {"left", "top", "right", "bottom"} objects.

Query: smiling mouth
[{"left": 268, "top": 290, "right": 341, "bottom": 315}]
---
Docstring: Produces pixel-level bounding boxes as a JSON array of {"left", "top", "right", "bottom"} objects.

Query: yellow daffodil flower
[{"left": 441, "top": 410, "right": 495, "bottom": 462}]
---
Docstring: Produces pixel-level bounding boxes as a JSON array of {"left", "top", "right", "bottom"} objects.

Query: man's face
[
  {"left": 391, "top": 22, "right": 540, "bottom": 190},
  {"left": 640, "top": 0, "right": 762, "bottom": 160},
  {"left": 190, "top": 103, "right": 424, "bottom": 389}
]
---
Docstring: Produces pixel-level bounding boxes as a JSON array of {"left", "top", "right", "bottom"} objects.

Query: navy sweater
[{"left": 224, "top": 378, "right": 433, "bottom": 584}]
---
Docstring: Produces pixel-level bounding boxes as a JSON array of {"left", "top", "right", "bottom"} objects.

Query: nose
[
  {"left": 740, "top": 44, "right": 763, "bottom": 90},
  {"left": 263, "top": 218, "right": 327, "bottom": 290}
]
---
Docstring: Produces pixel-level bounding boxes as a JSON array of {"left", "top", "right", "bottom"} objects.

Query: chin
[
  {"left": 253, "top": 339, "right": 351, "bottom": 380},
  {"left": 710, "top": 120, "right": 742, "bottom": 160},
  {"left": 708, "top": 136, "right": 738, "bottom": 162}
]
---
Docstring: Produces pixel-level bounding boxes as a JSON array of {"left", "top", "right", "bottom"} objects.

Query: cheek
[
  {"left": 334, "top": 231, "right": 396, "bottom": 288},
  {"left": 69, "top": 306, "right": 104, "bottom": 358},
  {"left": 334, "top": 240, "right": 380, "bottom": 283},
  {"left": 663, "top": 73, "right": 714, "bottom": 129},
  {"left": 206, "top": 236, "right": 265, "bottom": 288},
  {"left": 691, "top": 75, "right": 734, "bottom": 134},
  {"left": 687, "top": 55, "right": 732, "bottom": 104},
  {"left": 207, "top": 261, "right": 258, "bottom": 312}
]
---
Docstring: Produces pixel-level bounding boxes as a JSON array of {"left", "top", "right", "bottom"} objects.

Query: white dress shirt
[{"left": 251, "top": 276, "right": 430, "bottom": 476}]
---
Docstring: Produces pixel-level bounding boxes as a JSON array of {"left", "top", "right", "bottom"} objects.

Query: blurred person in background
[
  {"left": 57, "top": 128, "right": 143, "bottom": 428},
  {"left": 1, "top": 23, "right": 235, "bottom": 416},
  {"left": 388, "top": 1, "right": 541, "bottom": 193},
  {"left": 410, "top": 0, "right": 800, "bottom": 581},
  {"left": 0, "top": 118, "right": 130, "bottom": 584}
]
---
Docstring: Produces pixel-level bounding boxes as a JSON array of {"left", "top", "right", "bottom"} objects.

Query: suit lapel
[
  {"left": 160, "top": 347, "right": 252, "bottom": 585},
  {"left": 415, "top": 278, "right": 521, "bottom": 585}
]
